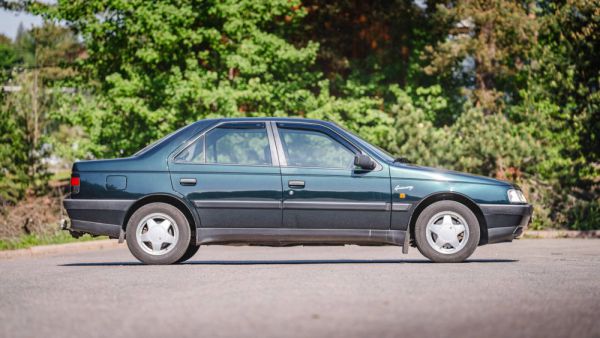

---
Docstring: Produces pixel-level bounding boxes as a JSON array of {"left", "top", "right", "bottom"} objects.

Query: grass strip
[{"left": 0, "top": 232, "right": 107, "bottom": 251}]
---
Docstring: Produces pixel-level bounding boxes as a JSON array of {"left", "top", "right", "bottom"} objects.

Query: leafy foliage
[
  {"left": 0, "top": 22, "right": 81, "bottom": 205},
  {"left": 1, "top": 71, "right": 53, "bottom": 202},
  {"left": 0, "top": 34, "right": 20, "bottom": 80},
  {"left": 37, "top": 0, "right": 322, "bottom": 156},
  {"left": 424, "top": 0, "right": 538, "bottom": 113},
  {"left": 0, "top": 90, "right": 29, "bottom": 204}
]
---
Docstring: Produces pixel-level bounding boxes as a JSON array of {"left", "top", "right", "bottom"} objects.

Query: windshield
[{"left": 334, "top": 124, "right": 395, "bottom": 162}]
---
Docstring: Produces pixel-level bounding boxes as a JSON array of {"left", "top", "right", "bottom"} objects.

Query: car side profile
[{"left": 63, "top": 118, "right": 532, "bottom": 264}]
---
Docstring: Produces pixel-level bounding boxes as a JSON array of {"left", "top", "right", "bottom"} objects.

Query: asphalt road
[{"left": 1, "top": 239, "right": 599, "bottom": 338}]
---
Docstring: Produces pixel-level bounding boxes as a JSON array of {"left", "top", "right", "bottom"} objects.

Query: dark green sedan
[{"left": 63, "top": 118, "right": 532, "bottom": 264}]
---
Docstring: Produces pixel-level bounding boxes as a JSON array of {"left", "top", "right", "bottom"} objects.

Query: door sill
[{"left": 196, "top": 228, "right": 405, "bottom": 247}]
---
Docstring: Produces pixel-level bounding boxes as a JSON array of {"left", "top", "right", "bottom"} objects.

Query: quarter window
[
  {"left": 278, "top": 127, "right": 355, "bottom": 168},
  {"left": 175, "top": 123, "right": 272, "bottom": 166},
  {"left": 174, "top": 135, "right": 205, "bottom": 163}
]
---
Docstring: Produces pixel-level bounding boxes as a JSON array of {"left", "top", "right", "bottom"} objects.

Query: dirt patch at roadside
[{"left": 0, "top": 196, "right": 63, "bottom": 239}]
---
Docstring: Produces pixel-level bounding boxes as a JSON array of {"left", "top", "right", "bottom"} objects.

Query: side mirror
[{"left": 354, "top": 154, "right": 376, "bottom": 170}]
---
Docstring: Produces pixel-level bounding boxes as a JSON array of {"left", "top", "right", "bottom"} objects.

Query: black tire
[
  {"left": 176, "top": 244, "right": 200, "bottom": 263},
  {"left": 414, "top": 200, "right": 480, "bottom": 263},
  {"left": 126, "top": 202, "right": 191, "bottom": 265}
]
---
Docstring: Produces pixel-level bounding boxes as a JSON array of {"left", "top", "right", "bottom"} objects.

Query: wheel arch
[
  {"left": 122, "top": 194, "right": 199, "bottom": 244},
  {"left": 408, "top": 192, "right": 488, "bottom": 246}
]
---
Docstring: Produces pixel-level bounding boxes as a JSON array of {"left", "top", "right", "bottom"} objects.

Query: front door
[
  {"left": 273, "top": 122, "right": 391, "bottom": 230},
  {"left": 169, "top": 122, "right": 282, "bottom": 228}
]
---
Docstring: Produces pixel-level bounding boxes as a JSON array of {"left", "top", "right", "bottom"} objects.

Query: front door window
[{"left": 278, "top": 127, "right": 355, "bottom": 169}]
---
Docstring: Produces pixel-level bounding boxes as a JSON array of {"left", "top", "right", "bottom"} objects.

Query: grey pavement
[{"left": 1, "top": 239, "right": 599, "bottom": 338}]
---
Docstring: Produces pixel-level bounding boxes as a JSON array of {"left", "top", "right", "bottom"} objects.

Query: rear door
[
  {"left": 169, "top": 121, "right": 283, "bottom": 228},
  {"left": 273, "top": 122, "right": 391, "bottom": 230}
]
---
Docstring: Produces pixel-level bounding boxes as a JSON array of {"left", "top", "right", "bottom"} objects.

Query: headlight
[{"left": 507, "top": 189, "right": 527, "bottom": 203}]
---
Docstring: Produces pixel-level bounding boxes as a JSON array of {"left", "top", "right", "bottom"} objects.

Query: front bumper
[
  {"left": 479, "top": 204, "right": 533, "bottom": 244},
  {"left": 63, "top": 199, "right": 134, "bottom": 238}
]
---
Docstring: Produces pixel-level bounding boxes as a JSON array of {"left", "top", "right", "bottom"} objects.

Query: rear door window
[{"left": 175, "top": 123, "right": 272, "bottom": 166}]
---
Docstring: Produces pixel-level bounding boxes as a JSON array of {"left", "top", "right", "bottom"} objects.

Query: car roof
[{"left": 194, "top": 117, "right": 336, "bottom": 126}]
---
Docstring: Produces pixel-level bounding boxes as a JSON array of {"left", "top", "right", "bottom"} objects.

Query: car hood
[{"left": 389, "top": 163, "right": 513, "bottom": 186}]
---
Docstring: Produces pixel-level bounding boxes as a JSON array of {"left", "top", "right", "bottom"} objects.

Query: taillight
[{"left": 70, "top": 175, "right": 80, "bottom": 194}]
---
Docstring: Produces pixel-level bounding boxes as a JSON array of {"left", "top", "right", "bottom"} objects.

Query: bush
[
  {"left": 567, "top": 200, "right": 600, "bottom": 231},
  {"left": 0, "top": 195, "right": 62, "bottom": 239}
]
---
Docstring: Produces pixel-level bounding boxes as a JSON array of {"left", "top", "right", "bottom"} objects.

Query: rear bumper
[
  {"left": 479, "top": 204, "right": 533, "bottom": 244},
  {"left": 63, "top": 199, "right": 134, "bottom": 238}
]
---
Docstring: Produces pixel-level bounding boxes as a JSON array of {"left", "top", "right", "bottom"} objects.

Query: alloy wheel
[
  {"left": 135, "top": 213, "right": 179, "bottom": 256},
  {"left": 425, "top": 211, "right": 470, "bottom": 254}
]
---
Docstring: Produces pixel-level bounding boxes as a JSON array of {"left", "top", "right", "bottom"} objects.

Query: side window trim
[
  {"left": 265, "top": 122, "right": 280, "bottom": 166},
  {"left": 272, "top": 122, "right": 359, "bottom": 169},
  {"left": 270, "top": 121, "right": 287, "bottom": 166},
  {"left": 173, "top": 134, "right": 205, "bottom": 163},
  {"left": 172, "top": 121, "right": 279, "bottom": 167}
]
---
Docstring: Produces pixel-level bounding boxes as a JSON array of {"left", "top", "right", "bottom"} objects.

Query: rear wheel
[
  {"left": 126, "top": 202, "right": 191, "bottom": 265},
  {"left": 414, "top": 200, "right": 480, "bottom": 263}
]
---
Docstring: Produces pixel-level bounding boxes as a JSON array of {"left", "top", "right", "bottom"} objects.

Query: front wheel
[
  {"left": 176, "top": 244, "right": 200, "bottom": 263},
  {"left": 126, "top": 202, "right": 191, "bottom": 265},
  {"left": 414, "top": 200, "right": 480, "bottom": 263}
]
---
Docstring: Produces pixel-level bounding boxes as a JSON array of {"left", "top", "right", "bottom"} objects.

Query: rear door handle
[
  {"left": 180, "top": 178, "right": 197, "bottom": 186},
  {"left": 288, "top": 180, "right": 305, "bottom": 188}
]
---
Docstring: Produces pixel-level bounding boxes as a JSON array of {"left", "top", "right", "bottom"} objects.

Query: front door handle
[
  {"left": 180, "top": 178, "right": 197, "bottom": 186},
  {"left": 288, "top": 180, "right": 305, "bottom": 188}
]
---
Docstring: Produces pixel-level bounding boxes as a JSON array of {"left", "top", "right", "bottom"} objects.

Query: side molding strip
[
  {"left": 193, "top": 200, "right": 392, "bottom": 211},
  {"left": 283, "top": 201, "right": 388, "bottom": 211},
  {"left": 193, "top": 200, "right": 281, "bottom": 209}
]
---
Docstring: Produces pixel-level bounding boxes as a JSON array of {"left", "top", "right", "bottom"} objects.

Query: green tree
[
  {"left": 37, "top": 0, "right": 325, "bottom": 156},
  {"left": 0, "top": 34, "right": 20, "bottom": 81},
  {"left": 512, "top": 0, "right": 600, "bottom": 228},
  {"left": 527, "top": 0, "right": 599, "bottom": 180},
  {"left": 14, "top": 21, "right": 80, "bottom": 79},
  {"left": 386, "top": 85, "right": 447, "bottom": 167},
  {"left": 0, "top": 91, "right": 29, "bottom": 205},
  {"left": 424, "top": 0, "right": 538, "bottom": 113},
  {"left": 296, "top": 1, "right": 442, "bottom": 91},
  {"left": 0, "top": 21, "right": 82, "bottom": 203},
  {"left": 0, "top": 70, "right": 52, "bottom": 202}
]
